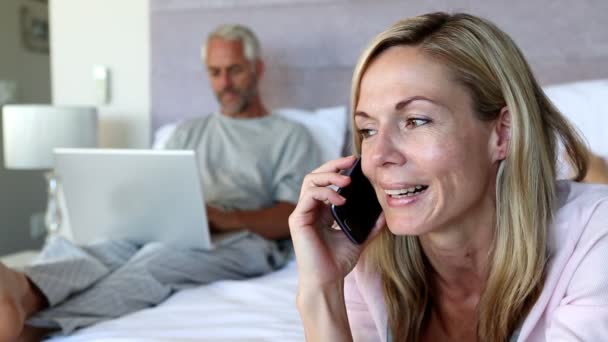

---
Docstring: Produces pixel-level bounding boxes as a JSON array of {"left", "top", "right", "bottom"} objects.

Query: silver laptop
[{"left": 54, "top": 148, "right": 219, "bottom": 249}]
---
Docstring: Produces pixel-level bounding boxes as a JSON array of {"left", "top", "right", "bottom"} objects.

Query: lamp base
[{"left": 44, "top": 171, "right": 62, "bottom": 239}]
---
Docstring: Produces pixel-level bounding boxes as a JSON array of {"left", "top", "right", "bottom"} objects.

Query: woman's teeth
[{"left": 385, "top": 185, "right": 428, "bottom": 198}]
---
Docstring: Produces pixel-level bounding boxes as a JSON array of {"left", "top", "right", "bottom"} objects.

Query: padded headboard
[{"left": 150, "top": 0, "right": 608, "bottom": 130}]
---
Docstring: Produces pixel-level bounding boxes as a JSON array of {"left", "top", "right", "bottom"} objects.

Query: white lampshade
[{"left": 2, "top": 105, "right": 98, "bottom": 169}]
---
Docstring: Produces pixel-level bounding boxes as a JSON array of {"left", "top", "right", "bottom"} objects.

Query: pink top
[{"left": 344, "top": 181, "right": 608, "bottom": 341}]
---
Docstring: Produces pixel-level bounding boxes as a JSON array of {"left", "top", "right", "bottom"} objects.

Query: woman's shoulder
[
  {"left": 554, "top": 180, "right": 608, "bottom": 232},
  {"left": 550, "top": 181, "right": 608, "bottom": 255},
  {"left": 521, "top": 181, "right": 608, "bottom": 340},
  {"left": 557, "top": 179, "right": 608, "bottom": 203},
  {"left": 546, "top": 180, "right": 608, "bottom": 283}
]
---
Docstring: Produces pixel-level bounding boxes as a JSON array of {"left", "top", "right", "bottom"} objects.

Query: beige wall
[
  {"left": 50, "top": 0, "right": 151, "bottom": 148},
  {"left": 0, "top": 0, "right": 51, "bottom": 255},
  {"left": 0, "top": 0, "right": 152, "bottom": 255}
]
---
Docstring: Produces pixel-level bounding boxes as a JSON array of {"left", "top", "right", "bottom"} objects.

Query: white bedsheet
[{"left": 47, "top": 260, "right": 304, "bottom": 342}]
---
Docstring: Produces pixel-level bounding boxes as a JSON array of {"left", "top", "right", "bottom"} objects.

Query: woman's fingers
[
  {"left": 296, "top": 155, "right": 357, "bottom": 205},
  {"left": 292, "top": 187, "right": 345, "bottom": 225},
  {"left": 302, "top": 172, "right": 351, "bottom": 193},
  {"left": 290, "top": 157, "right": 356, "bottom": 234},
  {"left": 311, "top": 155, "right": 357, "bottom": 174}
]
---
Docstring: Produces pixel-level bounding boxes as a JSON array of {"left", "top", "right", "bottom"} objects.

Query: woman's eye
[
  {"left": 405, "top": 118, "right": 430, "bottom": 128},
  {"left": 358, "top": 128, "right": 377, "bottom": 139}
]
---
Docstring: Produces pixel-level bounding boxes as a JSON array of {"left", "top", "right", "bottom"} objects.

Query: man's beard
[{"left": 216, "top": 81, "right": 257, "bottom": 116}]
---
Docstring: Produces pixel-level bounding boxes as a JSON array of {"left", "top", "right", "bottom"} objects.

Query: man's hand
[
  {"left": 205, "top": 202, "right": 296, "bottom": 240},
  {"left": 206, "top": 205, "right": 242, "bottom": 232}
]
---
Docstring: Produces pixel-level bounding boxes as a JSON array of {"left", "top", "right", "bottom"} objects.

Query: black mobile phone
[{"left": 331, "top": 158, "right": 382, "bottom": 244}]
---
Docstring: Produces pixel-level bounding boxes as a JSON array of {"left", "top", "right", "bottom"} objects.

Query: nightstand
[{"left": 0, "top": 250, "right": 39, "bottom": 269}]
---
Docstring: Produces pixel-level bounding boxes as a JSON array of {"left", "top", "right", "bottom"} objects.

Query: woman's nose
[{"left": 370, "top": 130, "right": 406, "bottom": 167}]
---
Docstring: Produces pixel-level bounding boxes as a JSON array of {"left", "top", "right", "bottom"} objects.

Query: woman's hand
[
  {"left": 289, "top": 155, "right": 385, "bottom": 289},
  {"left": 289, "top": 156, "right": 385, "bottom": 341}
]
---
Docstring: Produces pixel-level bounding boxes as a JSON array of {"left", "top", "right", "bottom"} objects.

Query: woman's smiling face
[{"left": 355, "top": 45, "right": 500, "bottom": 236}]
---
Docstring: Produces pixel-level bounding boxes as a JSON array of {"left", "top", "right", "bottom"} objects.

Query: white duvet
[{"left": 47, "top": 260, "right": 304, "bottom": 342}]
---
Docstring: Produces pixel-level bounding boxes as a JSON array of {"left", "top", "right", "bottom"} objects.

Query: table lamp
[{"left": 2, "top": 105, "right": 98, "bottom": 238}]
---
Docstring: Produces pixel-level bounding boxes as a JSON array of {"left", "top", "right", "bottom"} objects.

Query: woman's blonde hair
[{"left": 350, "top": 12, "right": 588, "bottom": 341}]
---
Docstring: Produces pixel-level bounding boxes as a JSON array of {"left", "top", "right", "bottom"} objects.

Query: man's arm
[{"left": 206, "top": 201, "right": 296, "bottom": 240}]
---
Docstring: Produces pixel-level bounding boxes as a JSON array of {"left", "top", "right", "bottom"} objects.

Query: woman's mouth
[
  {"left": 382, "top": 185, "right": 429, "bottom": 207},
  {"left": 384, "top": 185, "right": 429, "bottom": 198}
]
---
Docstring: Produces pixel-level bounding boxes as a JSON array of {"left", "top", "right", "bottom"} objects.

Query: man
[{"left": 0, "top": 24, "right": 320, "bottom": 341}]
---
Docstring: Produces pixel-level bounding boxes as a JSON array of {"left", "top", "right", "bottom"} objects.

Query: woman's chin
[{"left": 385, "top": 216, "right": 433, "bottom": 236}]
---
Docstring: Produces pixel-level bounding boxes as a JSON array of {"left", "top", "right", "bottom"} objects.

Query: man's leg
[
  {"left": 24, "top": 237, "right": 139, "bottom": 309},
  {"left": 28, "top": 232, "right": 289, "bottom": 334},
  {"left": 0, "top": 237, "right": 139, "bottom": 341}
]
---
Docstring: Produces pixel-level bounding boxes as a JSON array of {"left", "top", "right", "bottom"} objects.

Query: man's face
[{"left": 206, "top": 37, "right": 259, "bottom": 117}]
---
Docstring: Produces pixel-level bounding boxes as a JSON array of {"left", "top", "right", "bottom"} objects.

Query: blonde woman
[{"left": 289, "top": 12, "right": 608, "bottom": 342}]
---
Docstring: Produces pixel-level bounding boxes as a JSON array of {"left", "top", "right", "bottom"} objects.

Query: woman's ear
[{"left": 490, "top": 106, "right": 511, "bottom": 162}]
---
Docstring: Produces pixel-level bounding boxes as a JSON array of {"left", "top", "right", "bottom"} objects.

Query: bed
[
  {"left": 47, "top": 260, "right": 303, "bottom": 342},
  {"left": 45, "top": 81, "right": 608, "bottom": 341},
  {"left": 41, "top": 104, "right": 348, "bottom": 341},
  {"left": 47, "top": 0, "right": 608, "bottom": 340}
]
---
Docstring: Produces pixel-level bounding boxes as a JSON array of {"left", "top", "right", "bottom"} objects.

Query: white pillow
[
  {"left": 275, "top": 106, "right": 347, "bottom": 162},
  {"left": 543, "top": 79, "right": 608, "bottom": 177},
  {"left": 152, "top": 106, "right": 349, "bottom": 163},
  {"left": 152, "top": 122, "right": 180, "bottom": 149}
]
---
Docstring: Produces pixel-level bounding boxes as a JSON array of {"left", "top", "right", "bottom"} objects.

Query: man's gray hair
[{"left": 201, "top": 24, "right": 261, "bottom": 62}]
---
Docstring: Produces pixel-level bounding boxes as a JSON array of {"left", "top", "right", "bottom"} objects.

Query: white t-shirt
[{"left": 164, "top": 112, "right": 321, "bottom": 211}]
